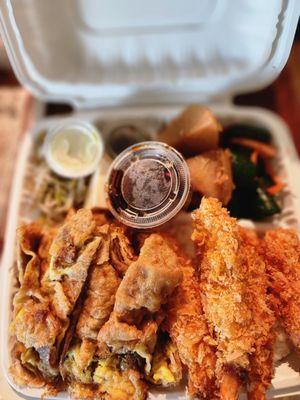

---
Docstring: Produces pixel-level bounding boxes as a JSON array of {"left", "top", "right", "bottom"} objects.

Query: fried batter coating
[
  {"left": 192, "top": 198, "right": 274, "bottom": 399},
  {"left": 75, "top": 224, "right": 121, "bottom": 342},
  {"left": 76, "top": 262, "right": 120, "bottom": 341},
  {"left": 192, "top": 199, "right": 252, "bottom": 370},
  {"left": 98, "top": 234, "right": 182, "bottom": 357},
  {"left": 47, "top": 209, "right": 101, "bottom": 320},
  {"left": 11, "top": 222, "right": 65, "bottom": 382},
  {"left": 60, "top": 219, "right": 138, "bottom": 394},
  {"left": 99, "top": 312, "right": 159, "bottom": 355},
  {"left": 12, "top": 298, "right": 61, "bottom": 350},
  {"left": 11, "top": 210, "right": 101, "bottom": 385},
  {"left": 147, "top": 335, "right": 183, "bottom": 387},
  {"left": 67, "top": 363, "right": 147, "bottom": 400},
  {"left": 262, "top": 228, "right": 300, "bottom": 353},
  {"left": 9, "top": 343, "right": 45, "bottom": 388},
  {"left": 16, "top": 223, "right": 44, "bottom": 289},
  {"left": 164, "top": 236, "right": 218, "bottom": 399},
  {"left": 239, "top": 228, "right": 275, "bottom": 400},
  {"left": 115, "top": 234, "right": 182, "bottom": 319},
  {"left": 109, "top": 224, "right": 137, "bottom": 276}
]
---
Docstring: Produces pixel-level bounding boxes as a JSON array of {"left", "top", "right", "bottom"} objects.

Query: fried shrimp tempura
[
  {"left": 239, "top": 228, "right": 275, "bottom": 400},
  {"left": 164, "top": 236, "right": 218, "bottom": 399},
  {"left": 262, "top": 228, "right": 300, "bottom": 353},
  {"left": 192, "top": 198, "right": 274, "bottom": 400},
  {"left": 192, "top": 199, "right": 252, "bottom": 375}
]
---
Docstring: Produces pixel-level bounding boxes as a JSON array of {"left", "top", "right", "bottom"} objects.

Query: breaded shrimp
[
  {"left": 192, "top": 198, "right": 274, "bottom": 399},
  {"left": 262, "top": 228, "right": 300, "bottom": 353},
  {"left": 164, "top": 235, "right": 218, "bottom": 399},
  {"left": 239, "top": 228, "right": 275, "bottom": 400}
]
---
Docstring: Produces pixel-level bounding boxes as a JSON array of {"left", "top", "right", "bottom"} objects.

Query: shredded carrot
[
  {"left": 231, "top": 138, "right": 276, "bottom": 158},
  {"left": 250, "top": 151, "right": 258, "bottom": 164},
  {"left": 263, "top": 157, "right": 284, "bottom": 195},
  {"left": 266, "top": 180, "right": 284, "bottom": 195}
]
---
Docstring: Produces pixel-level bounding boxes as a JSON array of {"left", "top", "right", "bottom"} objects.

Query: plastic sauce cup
[
  {"left": 106, "top": 141, "right": 190, "bottom": 229},
  {"left": 44, "top": 119, "right": 104, "bottom": 178}
]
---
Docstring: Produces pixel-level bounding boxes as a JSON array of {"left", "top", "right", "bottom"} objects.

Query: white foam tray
[
  {"left": 1, "top": 104, "right": 300, "bottom": 400},
  {"left": 0, "top": 0, "right": 299, "bottom": 107}
]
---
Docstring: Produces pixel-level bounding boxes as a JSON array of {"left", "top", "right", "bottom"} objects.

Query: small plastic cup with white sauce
[
  {"left": 106, "top": 141, "right": 190, "bottom": 229},
  {"left": 43, "top": 119, "right": 104, "bottom": 178}
]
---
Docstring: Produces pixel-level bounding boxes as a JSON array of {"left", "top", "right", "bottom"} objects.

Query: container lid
[
  {"left": 0, "top": 0, "right": 299, "bottom": 108},
  {"left": 107, "top": 141, "right": 190, "bottom": 229}
]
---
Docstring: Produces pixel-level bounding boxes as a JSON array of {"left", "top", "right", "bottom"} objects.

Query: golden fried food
[
  {"left": 73, "top": 223, "right": 121, "bottom": 342},
  {"left": 76, "top": 262, "right": 120, "bottom": 341},
  {"left": 12, "top": 297, "right": 61, "bottom": 350},
  {"left": 262, "top": 228, "right": 300, "bottom": 353},
  {"left": 98, "top": 234, "right": 182, "bottom": 358},
  {"left": 192, "top": 199, "right": 253, "bottom": 372},
  {"left": 60, "top": 222, "right": 136, "bottom": 392},
  {"left": 115, "top": 234, "right": 183, "bottom": 318},
  {"left": 147, "top": 335, "right": 182, "bottom": 387},
  {"left": 158, "top": 104, "right": 221, "bottom": 156},
  {"left": 12, "top": 202, "right": 299, "bottom": 400},
  {"left": 192, "top": 198, "right": 274, "bottom": 399},
  {"left": 239, "top": 228, "right": 275, "bottom": 400},
  {"left": 98, "top": 312, "right": 159, "bottom": 356},
  {"left": 11, "top": 210, "right": 103, "bottom": 384},
  {"left": 109, "top": 224, "right": 137, "bottom": 276},
  {"left": 65, "top": 356, "right": 147, "bottom": 400},
  {"left": 164, "top": 236, "right": 218, "bottom": 399},
  {"left": 16, "top": 222, "right": 44, "bottom": 289},
  {"left": 47, "top": 209, "right": 101, "bottom": 320},
  {"left": 11, "top": 223, "right": 64, "bottom": 381},
  {"left": 9, "top": 343, "right": 45, "bottom": 388},
  {"left": 186, "top": 149, "right": 234, "bottom": 205}
]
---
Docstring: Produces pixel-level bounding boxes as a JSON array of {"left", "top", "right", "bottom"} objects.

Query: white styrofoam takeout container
[{"left": 0, "top": 1, "right": 300, "bottom": 399}]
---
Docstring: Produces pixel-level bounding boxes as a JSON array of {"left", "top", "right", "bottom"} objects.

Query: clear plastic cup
[
  {"left": 43, "top": 119, "right": 104, "bottom": 178},
  {"left": 106, "top": 141, "right": 190, "bottom": 229}
]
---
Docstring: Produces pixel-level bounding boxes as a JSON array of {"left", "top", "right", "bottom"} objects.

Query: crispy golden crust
[
  {"left": 164, "top": 236, "right": 218, "bottom": 399},
  {"left": 109, "top": 224, "right": 137, "bottom": 276},
  {"left": 9, "top": 343, "right": 45, "bottom": 388},
  {"left": 12, "top": 298, "right": 61, "bottom": 349},
  {"left": 192, "top": 198, "right": 274, "bottom": 400},
  {"left": 76, "top": 263, "right": 120, "bottom": 341},
  {"left": 11, "top": 210, "right": 103, "bottom": 385},
  {"left": 98, "top": 312, "right": 159, "bottom": 354},
  {"left": 98, "top": 234, "right": 182, "bottom": 355},
  {"left": 67, "top": 368, "right": 147, "bottom": 400},
  {"left": 16, "top": 223, "right": 44, "bottom": 289},
  {"left": 192, "top": 198, "right": 253, "bottom": 372},
  {"left": 47, "top": 210, "right": 101, "bottom": 320},
  {"left": 262, "top": 228, "right": 300, "bottom": 352},
  {"left": 50, "top": 209, "right": 96, "bottom": 258},
  {"left": 147, "top": 338, "right": 183, "bottom": 387},
  {"left": 115, "top": 234, "right": 182, "bottom": 318},
  {"left": 186, "top": 149, "right": 234, "bottom": 205},
  {"left": 38, "top": 226, "right": 58, "bottom": 279},
  {"left": 239, "top": 228, "right": 275, "bottom": 400},
  {"left": 11, "top": 223, "right": 65, "bottom": 382}
]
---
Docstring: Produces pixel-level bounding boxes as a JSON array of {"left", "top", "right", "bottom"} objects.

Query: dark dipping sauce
[{"left": 107, "top": 125, "right": 150, "bottom": 158}]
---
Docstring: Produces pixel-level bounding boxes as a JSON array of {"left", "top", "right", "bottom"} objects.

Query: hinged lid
[{"left": 0, "top": 0, "right": 299, "bottom": 108}]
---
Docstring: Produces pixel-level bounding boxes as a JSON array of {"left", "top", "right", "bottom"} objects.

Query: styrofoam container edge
[{"left": 1, "top": 104, "right": 300, "bottom": 399}]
